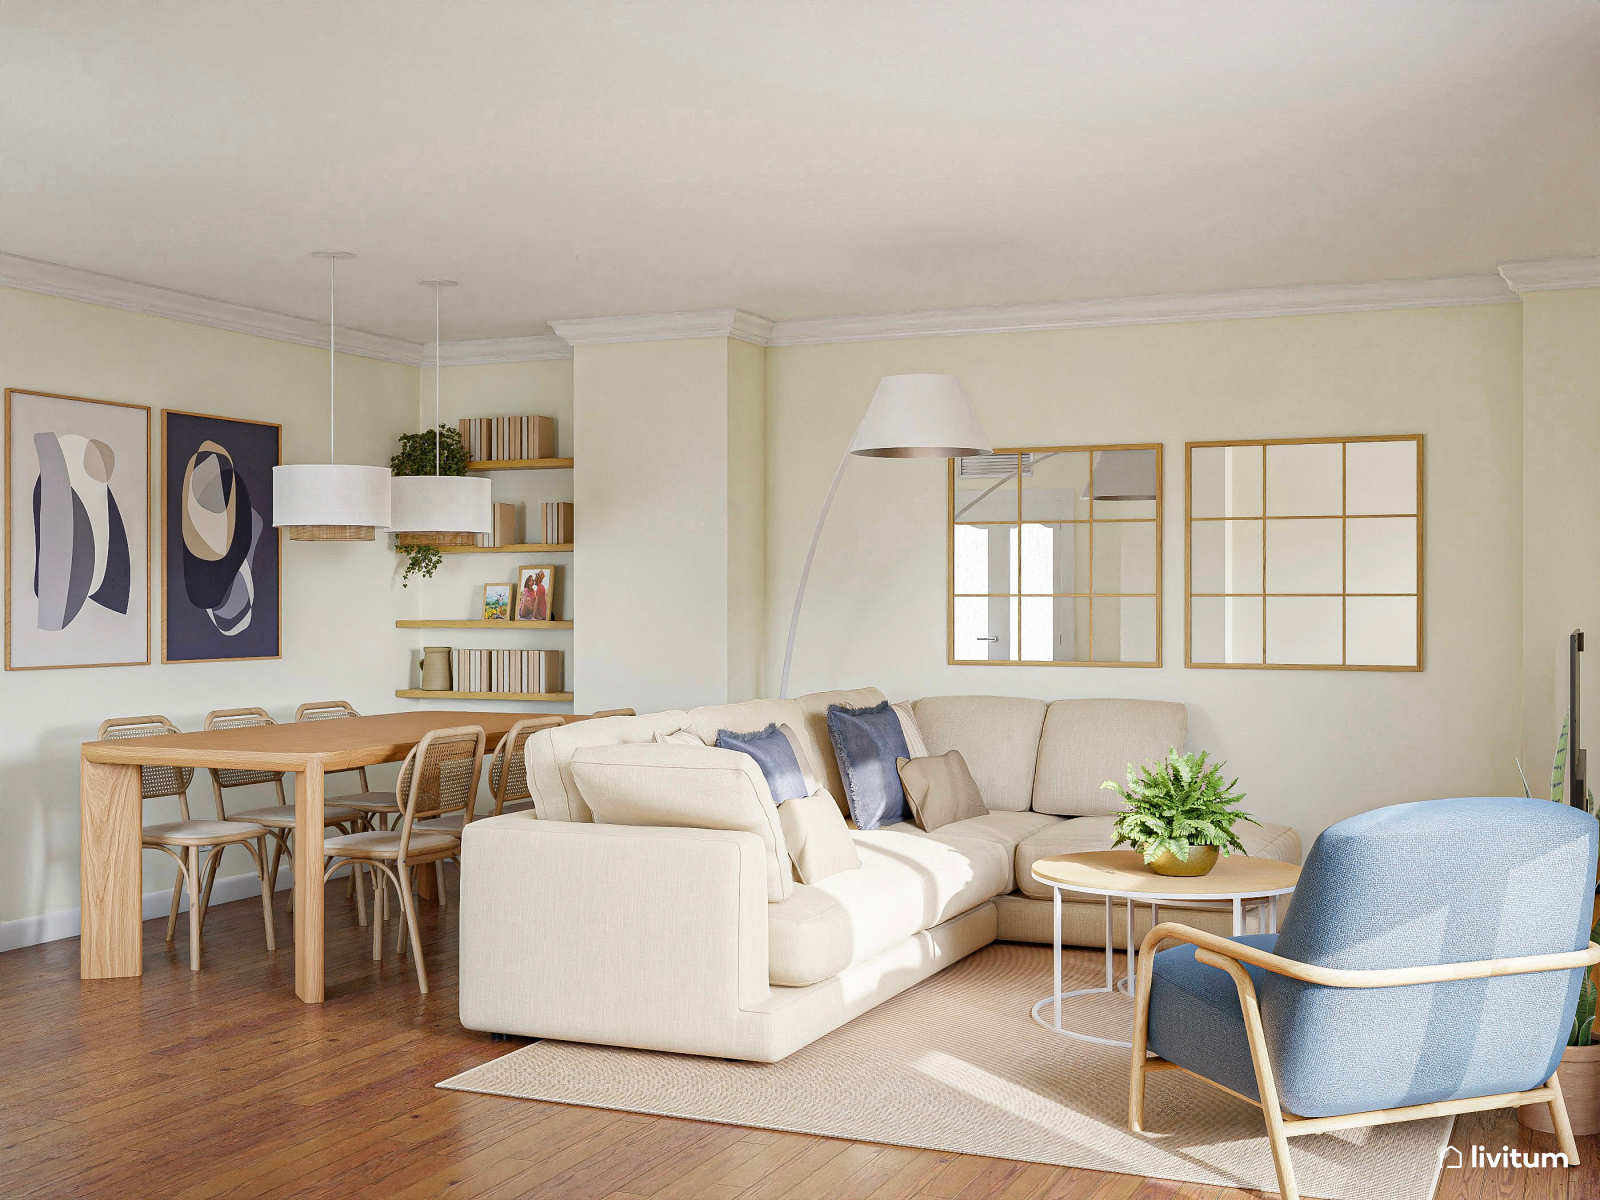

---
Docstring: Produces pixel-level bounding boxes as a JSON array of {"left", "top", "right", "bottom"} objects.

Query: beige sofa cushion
[
  {"left": 885, "top": 810, "right": 1060, "bottom": 893},
  {"left": 569, "top": 743, "right": 793, "bottom": 902},
  {"left": 911, "top": 696, "right": 1047, "bottom": 812},
  {"left": 778, "top": 789, "right": 860, "bottom": 884},
  {"left": 768, "top": 827, "right": 1009, "bottom": 987},
  {"left": 1014, "top": 814, "right": 1304, "bottom": 900},
  {"left": 897, "top": 751, "right": 987, "bottom": 831},
  {"left": 526, "top": 710, "right": 690, "bottom": 822},
  {"left": 1031, "top": 698, "right": 1187, "bottom": 816}
]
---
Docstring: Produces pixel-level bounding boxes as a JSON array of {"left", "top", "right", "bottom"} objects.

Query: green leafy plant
[
  {"left": 1103, "top": 749, "right": 1259, "bottom": 864},
  {"left": 391, "top": 425, "right": 469, "bottom": 586},
  {"left": 1571, "top": 915, "right": 1600, "bottom": 1046}
]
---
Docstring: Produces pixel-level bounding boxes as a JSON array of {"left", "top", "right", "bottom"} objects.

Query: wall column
[{"left": 558, "top": 312, "right": 767, "bottom": 713}]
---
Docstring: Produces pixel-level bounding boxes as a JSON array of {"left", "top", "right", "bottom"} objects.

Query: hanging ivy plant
[{"left": 393, "top": 425, "right": 470, "bottom": 586}]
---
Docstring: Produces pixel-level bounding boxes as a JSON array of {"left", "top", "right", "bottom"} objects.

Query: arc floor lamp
[{"left": 778, "top": 373, "right": 991, "bottom": 699}]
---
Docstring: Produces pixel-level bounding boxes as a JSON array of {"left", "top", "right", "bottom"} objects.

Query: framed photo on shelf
[
  {"left": 482, "top": 583, "right": 512, "bottom": 621},
  {"left": 161, "top": 410, "right": 282, "bottom": 663},
  {"left": 515, "top": 563, "right": 557, "bottom": 622},
  {"left": 5, "top": 389, "right": 151, "bottom": 670}
]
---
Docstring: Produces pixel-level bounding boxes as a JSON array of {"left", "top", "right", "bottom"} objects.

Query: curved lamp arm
[{"left": 778, "top": 451, "right": 850, "bottom": 700}]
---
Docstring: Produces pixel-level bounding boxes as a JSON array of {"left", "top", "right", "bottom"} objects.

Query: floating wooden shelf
[
  {"left": 467, "top": 457, "right": 573, "bottom": 471},
  {"left": 395, "top": 619, "right": 573, "bottom": 629},
  {"left": 396, "top": 689, "right": 573, "bottom": 702},
  {"left": 394, "top": 543, "right": 573, "bottom": 555}
]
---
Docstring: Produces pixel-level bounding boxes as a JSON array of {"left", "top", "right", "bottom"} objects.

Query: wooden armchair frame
[{"left": 1130, "top": 920, "right": 1600, "bottom": 1200}]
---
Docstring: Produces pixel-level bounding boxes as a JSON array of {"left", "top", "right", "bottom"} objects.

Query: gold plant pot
[{"left": 1147, "top": 845, "right": 1219, "bottom": 877}]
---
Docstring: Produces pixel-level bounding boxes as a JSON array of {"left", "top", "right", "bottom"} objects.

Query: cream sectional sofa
[{"left": 458, "top": 687, "right": 1301, "bottom": 1061}]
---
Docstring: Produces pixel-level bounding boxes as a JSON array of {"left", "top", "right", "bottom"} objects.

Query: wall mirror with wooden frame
[
  {"left": 1185, "top": 435, "right": 1423, "bottom": 671},
  {"left": 948, "top": 444, "right": 1162, "bottom": 666}
]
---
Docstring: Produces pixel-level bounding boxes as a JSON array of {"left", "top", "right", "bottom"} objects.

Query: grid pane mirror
[
  {"left": 1186, "top": 435, "right": 1422, "bottom": 670},
  {"left": 949, "top": 445, "right": 1162, "bottom": 666}
]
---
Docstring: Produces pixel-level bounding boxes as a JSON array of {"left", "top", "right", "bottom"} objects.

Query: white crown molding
[
  {"left": 763, "top": 276, "right": 1517, "bottom": 346},
  {"left": 0, "top": 250, "right": 422, "bottom": 364},
  {"left": 549, "top": 308, "right": 775, "bottom": 346},
  {"left": 427, "top": 335, "right": 572, "bottom": 366},
  {"left": 1497, "top": 256, "right": 1600, "bottom": 293}
]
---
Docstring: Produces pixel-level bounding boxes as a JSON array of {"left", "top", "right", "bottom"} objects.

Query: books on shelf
[
  {"left": 541, "top": 502, "right": 574, "bottom": 545},
  {"left": 473, "top": 502, "right": 523, "bottom": 547},
  {"left": 447, "top": 648, "right": 564, "bottom": 694},
  {"left": 459, "top": 415, "right": 557, "bottom": 462}
]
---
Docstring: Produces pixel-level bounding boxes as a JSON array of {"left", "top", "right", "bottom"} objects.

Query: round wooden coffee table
[{"left": 1029, "top": 850, "right": 1301, "bottom": 1047}]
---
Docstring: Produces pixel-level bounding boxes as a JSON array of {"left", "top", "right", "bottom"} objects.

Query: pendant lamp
[
  {"left": 388, "top": 280, "right": 492, "bottom": 545},
  {"left": 272, "top": 251, "right": 391, "bottom": 541}
]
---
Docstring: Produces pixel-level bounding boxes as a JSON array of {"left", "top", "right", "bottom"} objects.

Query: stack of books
[
  {"left": 448, "top": 648, "right": 564, "bottom": 694},
  {"left": 458, "top": 415, "right": 557, "bottom": 462},
  {"left": 473, "top": 502, "right": 522, "bottom": 548},
  {"left": 540, "top": 502, "right": 574, "bottom": 545}
]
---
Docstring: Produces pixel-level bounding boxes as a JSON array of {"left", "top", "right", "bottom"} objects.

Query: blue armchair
[{"left": 1130, "top": 796, "right": 1600, "bottom": 1200}]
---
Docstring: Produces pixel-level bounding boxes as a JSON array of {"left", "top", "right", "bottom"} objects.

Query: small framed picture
[
  {"left": 481, "top": 583, "right": 512, "bottom": 621},
  {"left": 515, "top": 564, "right": 558, "bottom": 622}
]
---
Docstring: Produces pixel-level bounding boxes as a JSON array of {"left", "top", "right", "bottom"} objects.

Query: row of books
[
  {"left": 448, "top": 648, "right": 565, "bottom": 695},
  {"left": 474, "top": 502, "right": 523, "bottom": 547},
  {"left": 467, "top": 502, "right": 574, "bottom": 547},
  {"left": 459, "top": 415, "right": 557, "bottom": 462},
  {"left": 540, "top": 502, "right": 574, "bottom": 546}
]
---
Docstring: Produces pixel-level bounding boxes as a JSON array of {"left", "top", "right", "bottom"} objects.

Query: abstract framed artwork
[
  {"left": 5, "top": 389, "right": 151, "bottom": 670},
  {"left": 161, "top": 410, "right": 282, "bottom": 663}
]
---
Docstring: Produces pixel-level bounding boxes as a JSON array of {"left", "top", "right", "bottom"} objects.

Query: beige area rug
[{"left": 440, "top": 944, "right": 1451, "bottom": 1200}]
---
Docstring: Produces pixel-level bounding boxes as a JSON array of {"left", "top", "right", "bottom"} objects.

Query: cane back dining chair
[
  {"left": 203, "top": 707, "right": 366, "bottom": 920},
  {"left": 413, "top": 715, "right": 562, "bottom": 904},
  {"left": 322, "top": 725, "right": 486, "bottom": 993},
  {"left": 97, "top": 715, "right": 276, "bottom": 971},
  {"left": 1130, "top": 796, "right": 1600, "bottom": 1200},
  {"left": 296, "top": 700, "right": 409, "bottom": 829}
]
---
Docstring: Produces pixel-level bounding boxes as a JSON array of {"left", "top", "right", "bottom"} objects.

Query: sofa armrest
[{"left": 457, "top": 815, "right": 771, "bottom": 1048}]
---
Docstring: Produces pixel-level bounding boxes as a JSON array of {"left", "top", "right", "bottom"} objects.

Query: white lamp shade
[
  {"left": 848, "top": 373, "right": 991, "bottom": 459},
  {"left": 272, "top": 464, "right": 391, "bottom": 528},
  {"left": 388, "top": 474, "right": 493, "bottom": 535}
]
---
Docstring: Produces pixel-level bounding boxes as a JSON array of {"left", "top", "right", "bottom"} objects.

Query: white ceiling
[{"left": 2, "top": 1, "right": 1597, "bottom": 342}]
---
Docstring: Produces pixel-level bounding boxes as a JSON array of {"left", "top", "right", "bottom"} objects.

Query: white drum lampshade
[
  {"left": 272, "top": 464, "right": 392, "bottom": 541},
  {"left": 848, "top": 374, "right": 991, "bottom": 459},
  {"left": 389, "top": 474, "right": 493, "bottom": 539}
]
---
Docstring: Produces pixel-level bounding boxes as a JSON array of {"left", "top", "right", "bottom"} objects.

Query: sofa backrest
[
  {"left": 1031, "top": 699, "right": 1186, "bottom": 816},
  {"left": 526, "top": 710, "right": 690, "bottom": 821},
  {"left": 686, "top": 686, "right": 884, "bottom": 815},
  {"left": 911, "top": 696, "right": 1046, "bottom": 812}
]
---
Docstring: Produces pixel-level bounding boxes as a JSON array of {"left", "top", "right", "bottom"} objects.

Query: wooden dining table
[{"left": 79, "top": 709, "right": 578, "bottom": 1003}]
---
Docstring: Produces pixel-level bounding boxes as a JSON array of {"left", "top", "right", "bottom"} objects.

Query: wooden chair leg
[
  {"left": 186, "top": 845, "right": 202, "bottom": 972},
  {"left": 397, "top": 866, "right": 429, "bottom": 994},
  {"left": 1197, "top": 949, "right": 1300, "bottom": 1200},
  {"left": 435, "top": 860, "right": 447, "bottom": 907},
  {"left": 396, "top": 867, "right": 410, "bottom": 958},
  {"left": 247, "top": 838, "right": 276, "bottom": 952},
  {"left": 1546, "top": 1071, "right": 1581, "bottom": 1166},
  {"left": 1129, "top": 941, "right": 1156, "bottom": 1132},
  {"left": 165, "top": 873, "right": 183, "bottom": 944},
  {"left": 371, "top": 866, "right": 386, "bottom": 961},
  {"left": 352, "top": 863, "right": 368, "bottom": 927},
  {"left": 195, "top": 847, "right": 222, "bottom": 934}
]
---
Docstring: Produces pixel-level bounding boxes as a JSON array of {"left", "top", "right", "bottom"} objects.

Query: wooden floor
[{"left": 1, "top": 878, "right": 1593, "bottom": 1200}]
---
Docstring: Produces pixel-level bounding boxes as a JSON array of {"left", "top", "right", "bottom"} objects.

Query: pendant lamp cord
[
  {"left": 434, "top": 285, "right": 441, "bottom": 476},
  {"left": 327, "top": 254, "right": 337, "bottom": 464}
]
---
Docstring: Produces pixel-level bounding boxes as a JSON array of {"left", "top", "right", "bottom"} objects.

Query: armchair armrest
[{"left": 1138, "top": 920, "right": 1600, "bottom": 988}]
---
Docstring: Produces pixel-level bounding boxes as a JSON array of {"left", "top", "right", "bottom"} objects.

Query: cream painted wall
[
  {"left": 401, "top": 357, "right": 575, "bottom": 711},
  {"left": 1521, "top": 288, "right": 1600, "bottom": 797},
  {"left": 0, "top": 285, "right": 418, "bottom": 931},
  {"left": 571, "top": 337, "right": 763, "bottom": 713},
  {"left": 764, "top": 305, "right": 1526, "bottom": 848}
]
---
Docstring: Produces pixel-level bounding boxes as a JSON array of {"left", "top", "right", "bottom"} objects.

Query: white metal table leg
[
  {"left": 1103, "top": 893, "right": 1113, "bottom": 991},
  {"left": 1232, "top": 896, "right": 1244, "bottom": 936},
  {"left": 1052, "top": 884, "right": 1062, "bottom": 1030}
]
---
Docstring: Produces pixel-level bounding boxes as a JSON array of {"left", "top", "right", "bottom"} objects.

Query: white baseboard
[{"left": 0, "top": 866, "right": 347, "bottom": 955}]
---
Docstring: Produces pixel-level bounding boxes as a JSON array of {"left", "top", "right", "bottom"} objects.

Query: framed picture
[
  {"left": 482, "top": 583, "right": 512, "bottom": 621},
  {"left": 161, "top": 410, "right": 282, "bottom": 663},
  {"left": 5, "top": 389, "right": 151, "bottom": 670},
  {"left": 515, "top": 563, "right": 557, "bottom": 622}
]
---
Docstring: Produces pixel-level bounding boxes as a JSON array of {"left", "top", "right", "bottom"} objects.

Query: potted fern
[
  {"left": 1103, "top": 749, "right": 1258, "bottom": 877},
  {"left": 1519, "top": 915, "right": 1600, "bottom": 1137},
  {"left": 391, "top": 425, "right": 471, "bottom": 587}
]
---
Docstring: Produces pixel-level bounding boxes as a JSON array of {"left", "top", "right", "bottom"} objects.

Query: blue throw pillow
[
  {"left": 826, "top": 701, "right": 911, "bottom": 830},
  {"left": 715, "top": 723, "right": 809, "bottom": 804}
]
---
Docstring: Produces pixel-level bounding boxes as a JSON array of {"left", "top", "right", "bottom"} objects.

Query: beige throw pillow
[
  {"left": 654, "top": 727, "right": 707, "bottom": 746},
  {"left": 778, "top": 788, "right": 861, "bottom": 884},
  {"left": 896, "top": 750, "right": 988, "bottom": 831},
  {"left": 891, "top": 701, "right": 929, "bottom": 758}
]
